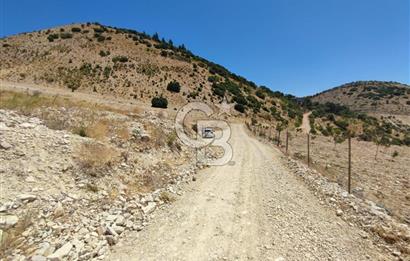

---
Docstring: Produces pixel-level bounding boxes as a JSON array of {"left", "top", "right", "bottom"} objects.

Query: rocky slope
[{"left": 0, "top": 104, "right": 201, "bottom": 260}]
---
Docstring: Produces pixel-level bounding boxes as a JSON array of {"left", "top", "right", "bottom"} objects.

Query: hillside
[
  {"left": 310, "top": 81, "right": 410, "bottom": 115},
  {"left": 1, "top": 23, "right": 410, "bottom": 260},
  {"left": 1, "top": 23, "right": 409, "bottom": 147},
  {"left": 0, "top": 22, "right": 301, "bottom": 128}
]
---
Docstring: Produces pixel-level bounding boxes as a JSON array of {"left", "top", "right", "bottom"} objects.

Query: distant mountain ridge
[{"left": 310, "top": 81, "right": 410, "bottom": 115}]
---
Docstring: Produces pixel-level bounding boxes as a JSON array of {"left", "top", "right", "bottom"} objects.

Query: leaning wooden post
[
  {"left": 348, "top": 135, "right": 351, "bottom": 193},
  {"left": 277, "top": 130, "right": 281, "bottom": 146},
  {"left": 286, "top": 130, "right": 289, "bottom": 155},
  {"left": 307, "top": 133, "right": 310, "bottom": 167}
]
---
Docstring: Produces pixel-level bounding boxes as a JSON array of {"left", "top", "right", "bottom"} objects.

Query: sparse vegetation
[
  {"left": 47, "top": 33, "right": 59, "bottom": 42},
  {"left": 151, "top": 96, "right": 168, "bottom": 108},
  {"left": 71, "top": 27, "right": 82, "bottom": 33},
  {"left": 112, "top": 55, "right": 128, "bottom": 63},
  {"left": 234, "top": 104, "right": 245, "bottom": 113},
  {"left": 99, "top": 50, "right": 110, "bottom": 57},
  {"left": 60, "top": 32, "right": 73, "bottom": 39},
  {"left": 166, "top": 81, "right": 181, "bottom": 93}
]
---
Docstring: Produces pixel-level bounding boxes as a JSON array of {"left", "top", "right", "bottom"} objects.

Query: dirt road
[
  {"left": 301, "top": 112, "right": 311, "bottom": 134},
  {"left": 0, "top": 80, "right": 146, "bottom": 112},
  {"left": 108, "top": 124, "right": 387, "bottom": 261}
]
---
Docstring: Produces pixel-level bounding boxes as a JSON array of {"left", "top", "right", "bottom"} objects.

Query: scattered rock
[
  {"left": 115, "top": 215, "right": 125, "bottom": 226},
  {"left": 20, "top": 122, "right": 35, "bottom": 129},
  {"left": 0, "top": 215, "right": 19, "bottom": 229},
  {"left": 53, "top": 202, "right": 64, "bottom": 218},
  {"left": 142, "top": 202, "right": 156, "bottom": 214},
  {"left": 0, "top": 141, "right": 12, "bottom": 150},
  {"left": 105, "top": 235, "right": 117, "bottom": 246},
  {"left": 17, "top": 194, "right": 37, "bottom": 202},
  {"left": 47, "top": 242, "right": 72, "bottom": 261},
  {"left": 140, "top": 133, "right": 150, "bottom": 142}
]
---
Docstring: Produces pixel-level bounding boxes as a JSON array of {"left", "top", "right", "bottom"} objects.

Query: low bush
[
  {"left": 255, "top": 89, "right": 266, "bottom": 99},
  {"left": 234, "top": 104, "right": 245, "bottom": 113},
  {"left": 60, "top": 33, "right": 73, "bottom": 39},
  {"left": 151, "top": 96, "right": 168, "bottom": 108},
  {"left": 47, "top": 34, "right": 59, "bottom": 42},
  {"left": 99, "top": 50, "right": 110, "bottom": 57},
  {"left": 112, "top": 56, "right": 128, "bottom": 63},
  {"left": 167, "top": 81, "right": 181, "bottom": 93},
  {"left": 71, "top": 27, "right": 81, "bottom": 33}
]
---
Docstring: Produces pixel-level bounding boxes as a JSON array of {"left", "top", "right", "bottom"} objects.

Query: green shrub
[
  {"left": 167, "top": 81, "right": 181, "bottom": 93},
  {"left": 97, "top": 35, "right": 106, "bottom": 42},
  {"left": 335, "top": 119, "right": 349, "bottom": 130},
  {"left": 99, "top": 50, "right": 110, "bottom": 57},
  {"left": 403, "top": 136, "right": 410, "bottom": 146},
  {"left": 60, "top": 33, "right": 73, "bottom": 39},
  {"left": 93, "top": 27, "right": 105, "bottom": 33},
  {"left": 112, "top": 56, "right": 128, "bottom": 63},
  {"left": 71, "top": 27, "right": 81, "bottom": 33},
  {"left": 212, "top": 83, "right": 226, "bottom": 97},
  {"left": 47, "top": 34, "right": 59, "bottom": 42},
  {"left": 233, "top": 95, "right": 247, "bottom": 105},
  {"left": 392, "top": 151, "right": 399, "bottom": 157},
  {"left": 75, "top": 126, "right": 87, "bottom": 137},
  {"left": 255, "top": 90, "right": 266, "bottom": 99},
  {"left": 103, "top": 66, "right": 111, "bottom": 78},
  {"left": 234, "top": 104, "right": 245, "bottom": 113},
  {"left": 151, "top": 96, "right": 168, "bottom": 108},
  {"left": 208, "top": 75, "right": 219, "bottom": 83}
]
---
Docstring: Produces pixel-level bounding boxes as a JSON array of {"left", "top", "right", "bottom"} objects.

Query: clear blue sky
[{"left": 1, "top": 0, "right": 409, "bottom": 96}]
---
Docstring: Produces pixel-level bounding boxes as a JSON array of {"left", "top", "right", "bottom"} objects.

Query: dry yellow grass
[
  {"left": 85, "top": 119, "right": 111, "bottom": 141},
  {"left": 76, "top": 142, "right": 120, "bottom": 177},
  {"left": 0, "top": 90, "right": 138, "bottom": 117},
  {"left": 0, "top": 210, "right": 34, "bottom": 258},
  {"left": 116, "top": 126, "right": 130, "bottom": 141},
  {"left": 279, "top": 131, "right": 410, "bottom": 224}
]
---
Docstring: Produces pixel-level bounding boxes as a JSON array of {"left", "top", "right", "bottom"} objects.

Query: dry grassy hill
[
  {"left": 1, "top": 23, "right": 409, "bottom": 146},
  {"left": 310, "top": 81, "right": 410, "bottom": 115},
  {"left": 0, "top": 22, "right": 303, "bottom": 129}
]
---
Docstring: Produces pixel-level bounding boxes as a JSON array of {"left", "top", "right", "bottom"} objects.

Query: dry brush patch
[
  {"left": 0, "top": 210, "right": 34, "bottom": 258},
  {"left": 283, "top": 132, "right": 410, "bottom": 224},
  {"left": 75, "top": 141, "right": 120, "bottom": 177}
]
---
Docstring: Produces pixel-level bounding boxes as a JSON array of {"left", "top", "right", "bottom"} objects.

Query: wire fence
[{"left": 246, "top": 122, "right": 410, "bottom": 223}]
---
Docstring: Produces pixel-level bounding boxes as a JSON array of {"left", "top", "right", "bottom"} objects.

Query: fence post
[
  {"left": 286, "top": 130, "right": 289, "bottom": 155},
  {"left": 277, "top": 130, "right": 281, "bottom": 146},
  {"left": 348, "top": 135, "right": 351, "bottom": 193},
  {"left": 307, "top": 133, "right": 310, "bottom": 167}
]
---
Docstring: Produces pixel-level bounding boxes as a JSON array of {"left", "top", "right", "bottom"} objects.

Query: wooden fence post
[
  {"left": 307, "top": 133, "right": 310, "bottom": 167},
  {"left": 348, "top": 135, "right": 351, "bottom": 193},
  {"left": 286, "top": 130, "right": 289, "bottom": 155}
]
